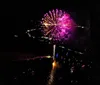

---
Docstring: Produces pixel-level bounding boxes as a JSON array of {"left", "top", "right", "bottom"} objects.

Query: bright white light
[{"left": 46, "top": 56, "right": 51, "bottom": 58}]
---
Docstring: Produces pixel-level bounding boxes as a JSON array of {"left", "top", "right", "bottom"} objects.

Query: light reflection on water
[{"left": 47, "top": 61, "right": 59, "bottom": 85}]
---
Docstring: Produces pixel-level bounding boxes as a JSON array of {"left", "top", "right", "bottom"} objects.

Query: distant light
[
  {"left": 70, "top": 69, "right": 74, "bottom": 73},
  {"left": 22, "top": 72, "right": 25, "bottom": 74},
  {"left": 71, "top": 80, "right": 73, "bottom": 83},
  {"left": 88, "top": 64, "right": 90, "bottom": 67},
  {"left": 28, "top": 68, "right": 31, "bottom": 71},
  {"left": 32, "top": 36, "right": 35, "bottom": 39},
  {"left": 27, "top": 30, "right": 30, "bottom": 32},
  {"left": 46, "top": 56, "right": 51, "bottom": 58},
  {"left": 27, "top": 33, "right": 31, "bottom": 37},
  {"left": 56, "top": 53, "right": 59, "bottom": 58},
  {"left": 30, "top": 29, "right": 35, "bottom": 31},
  {"left": 81, "top": 26, "right": 84, "bottom": 28},
  {"left": 77, "top": 25, "right": 85, "bottom": 28},
  {"left": 41, "top": 36, "right": 44, "bottom": 38},
  {"left": 79, "top": 52, "right": 83, "bottom": 54},
  {"left": 44, "top": 37, "right": 48, "bottom": 39},
  {"left": 61, "top": 46, "right": 65, "bottom": 48},
  {"left": 31, "top": 71, "right": 34, "bottom": 75},
  {"left": 82, "top": 65, "right": 85, "bottom": 68},
  {"left": 14, "top": 35, "right": 18, "bottom": 37},
  {"left": 68, "top": 48, "right": 72, "bottom": 51},
  {"left": 75, "top": 81, "right": 78, "bottom": 83},
  {"left": 59, "top": 46, "right": 65, "bottom": 49},
  {"left": 49, "top": 42, "right": 51, "bottom": 44},
  {"left": 77, "top": 25, "right": 81, "bottom": 27},
  {"left": 74, "top": 51, "right": 78, "bottom": 53},
  {"left": 66, "top": 52, "right": 68, "bottom": 56},
  {"left": 49, "top": 38, "right": 52, "bottom": 40}
]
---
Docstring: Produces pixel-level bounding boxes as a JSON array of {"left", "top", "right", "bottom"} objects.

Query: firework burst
[{"left": 41, "top": 9, "right": 76, "bottom": 42}]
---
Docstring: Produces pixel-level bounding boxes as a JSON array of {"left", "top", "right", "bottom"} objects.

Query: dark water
[
  {"left": 0, "top": 58, "right": 94, "bottom": 85},
  {"left": 0, "top": 59, "right": 52, "bottom": 85}
]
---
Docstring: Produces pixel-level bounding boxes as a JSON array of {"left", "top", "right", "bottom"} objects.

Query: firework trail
[{"left": 41, "top": 9, "right": 76, "bottom": 42}]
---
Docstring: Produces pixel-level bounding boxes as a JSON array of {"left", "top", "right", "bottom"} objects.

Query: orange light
[{"left": 52, "top": 61, "right": 57, "bottom": 68}]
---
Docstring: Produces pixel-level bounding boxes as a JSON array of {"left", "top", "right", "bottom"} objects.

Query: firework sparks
[{"left": 41, "top": 9, "right": 76, "bottom": 42}]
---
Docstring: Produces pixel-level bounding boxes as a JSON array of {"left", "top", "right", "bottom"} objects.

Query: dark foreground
[{"left": 0, "top": 58, "right": 94, "bottom": 85}]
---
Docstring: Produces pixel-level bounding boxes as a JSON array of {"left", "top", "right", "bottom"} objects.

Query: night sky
[
  {"left": 0, "top": 1, "right": 100, "bottom": 85},
  {"left": 0, "top": 1, "right": 90, "bottom": 50}
]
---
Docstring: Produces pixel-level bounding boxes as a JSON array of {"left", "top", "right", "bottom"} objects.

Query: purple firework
[{"left": 41, "top": 9, "right": 76, "bottom": 42}]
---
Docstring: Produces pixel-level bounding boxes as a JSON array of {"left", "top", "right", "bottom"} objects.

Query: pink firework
[{"left": 41, "top": 9, "right": 76, "bottom": 42}]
